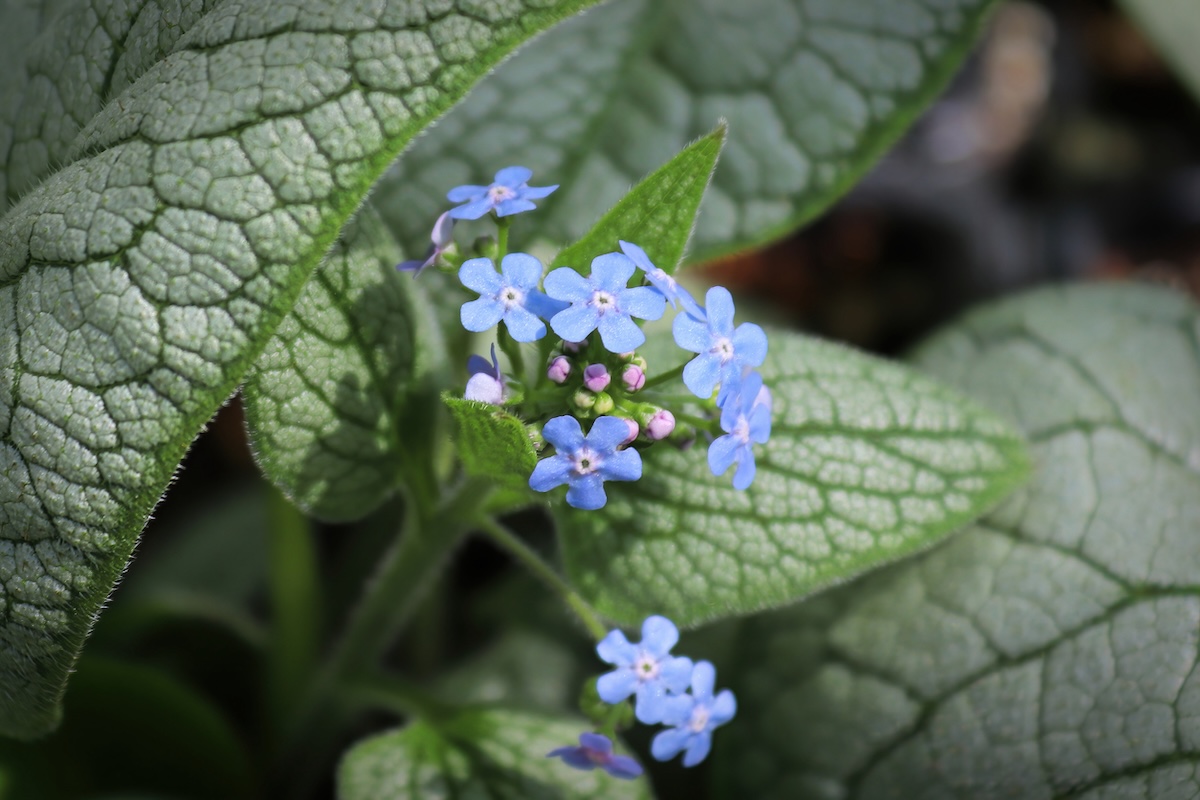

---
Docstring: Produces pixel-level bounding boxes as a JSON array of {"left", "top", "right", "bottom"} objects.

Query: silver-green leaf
[
  {"left": 556, "top": 325, "right": 1030, "bottom": 628},
  {"left": 375, "top": 0, "right": 998, "bottom": 263},
  {"left": 1118, "top": 0, "right": 1200, "bottom": 102},
  {"left": 0, "top": 0, "right": 602, "bottom": 738},
  {"left": 337, "top": 708, "right": 651, "bottom": 800},
  {"left": 712, "top": 284, "right": 1200, "bottom": 799}
]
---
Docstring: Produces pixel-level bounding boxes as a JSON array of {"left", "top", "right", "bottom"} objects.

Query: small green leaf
[
  {"left": 551, "top": 123, "right": 726, "bottom": 272},
  {"left": 712, "top": 284, "right": 1200, "bottom": 799},
  {"left": 444, "top": 395, "right": 537, "bottom": 489},
  {"left": 337, "top": 708, "right": 650, "bottom": 800},
  {"left": 242, "top": 207, "right": 443, "bottom": 521},
  {"left": 1119, "top": 0, "right": 1200, "bottom": 101},
  {"left": 376, "top": 0, "right": 998, "bottom": 264},
  {"left": 557, "top": 326, "right": 1029, "bottom": 628}
]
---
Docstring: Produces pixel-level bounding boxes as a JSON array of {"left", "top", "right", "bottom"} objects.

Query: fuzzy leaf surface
[
  {"left": 443, "top": 394, "right": 537, "bottom": 489},
  {"left": 713, "top": 284, "right": 1200, "bottom": 800}
]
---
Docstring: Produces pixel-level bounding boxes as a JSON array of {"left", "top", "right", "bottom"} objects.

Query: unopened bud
[
  {"left": 645, "top": 409, "right": 676, "bottom": 440},
  {"left": 526, "top": 424, "right": 545, "bottom": 451},
  {"left": 621, "top": 418, "right": 639, "bottom": 445},
  {"left": 583, "top": 363, "right": 610, "bottom": 393},
  {"left": 464, "top": 373, "right": 504, "bottom": 405},
  {"left": 622, "top": 364, "right": 645, "bottom": 392},
  {"left": 628, "top": 354, "right": 648, "bottom": 371},
  {"left": 593, "top": 392, "right": 615, "bottom": 415},
  {"left": 572, "top": 390, "right": 596, "bottom": 411},
  {"left": 547, "top": 356, "right": 571, "bottom": 384}
]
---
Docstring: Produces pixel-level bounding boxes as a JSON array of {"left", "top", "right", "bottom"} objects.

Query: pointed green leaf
[
  {"left": 242, "top": 207, "right": 443, "bottom": 521},
  {"left": 376, "top": 0, "right": 998, "bottom": 264},
  {"left": 550, "top": 123, "right": 726, "bottom": 272},
  {"left": 0, "top": 0, "right": 602, "bottom": 738},
  {"left": 338, "top": 708, "right": 650, "bottom": 800},
  {"left": 556, "top": 326, "right": 1029, "bottom": 628},
  {"left": 444, "top": 395, "right": 537, "bottom": 489},
  {"left": 713, "top": 284, "right": 1200, "bottom": 799},
  {"left": 1119, "top": 0, "right": 1200, "bottom": 101}
]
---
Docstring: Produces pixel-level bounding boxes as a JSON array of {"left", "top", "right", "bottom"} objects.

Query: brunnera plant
[{"left": 0, "top": 1, "right": 1195, "bottom": 799}]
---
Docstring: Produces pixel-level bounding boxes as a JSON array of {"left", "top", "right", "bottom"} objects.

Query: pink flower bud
[
  {"left": 621, "top": 418, "right": 639, "bottom": 445},
  {"left": 547, "top": 356, "right": 571, "bottom": 384},
  {"left": 622, "top": 364, "right": 645, "bottom": 392},
  {"left": 583, "top": 363, "right": 611, "bottom": 393},
  {"left": 645, "top": 409, "right": 676, "bottom": 441}
]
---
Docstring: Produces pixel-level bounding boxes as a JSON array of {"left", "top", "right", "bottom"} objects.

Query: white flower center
[
  {"left": 732, "top": 415, "right": 751, "bottom": 445},
  {"left": 500, "top": 285, "right": 525, "bottom": 310},
  {"left": 591, "top": 290, "right": 618, "bottom": 314},
  {"left": 634, "top": 652, "right": 661, "bottom": 682},
  {"left": 488, "top": 185, "right": 516, "bottom": 203},
  {"left": 650, "top": 269, "right": 676, "bottom": 290},
  {"left": 688, "top": 704, "right": 711, "bottom": 733},
  {"left": 712, "top": 336, "right": 734, "bottom": 364},
  {"left": 572, "top": 446, "right": 602, "bottom": 476}
]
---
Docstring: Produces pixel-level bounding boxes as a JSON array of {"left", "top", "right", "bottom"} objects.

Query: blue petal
[
  {"left": 596, "top": 629, "right": 637, "bottom": 667},
  {"left": 597, "top": 313, "right": 645, "bottom": 353},
  {"left": 519, "top": 183, "right": 558, "bottom": 200},
  {"left": 495, "top": 198, "right": 538, "bottom": 217},
  {"left": 749, "top": 401, "right": 772, "bottom": 443},
  {"left": 459, "top": 258, "right": 502, "bottom": 295},
  {"left": 678, "top": 287, "right": 706, "bottom": 321},
  {"left": 682, "top": 731, "right": 712, "bottom": 767},
  {"left": 704, "top": 286, "right": 736, "bottom": 335},
  {"left": 460, "top": 297, "right": 504, "bottom": 333},
  {"left": 503, "top": 305, "right": 547, "bottom": 342},
  {"left": 732, "top": 447, "right": 757, "bottom": 490},
  {"left": 641, "top": 615, "right": 680, "bottom": 657},
  {"left": 550, "top": 304, "right": 600, "bottom": 343},
  {"left": 683, "top": 354, "right": 721, "bottom": 399},
  {"left": 618, "top": 239, "right": 654, "bottom": 271},
  {"left": 447, "top": 184, "right": 486, "bottom": 202},
  {"left": 604, "top": 755, "right": 643, "bottom": 780},
  {"left": 707, "top": 434, "right": 741, "bottom": 477},
  {"left": 589, "top": 252, "right": 637, "bottom": 292},
  {"left": 500, "top": 252, "right": 544, "bottom": 289},
  {"left": 547, "top": 746, "right": 594, "bottom": 771},
  {"left": 660, "top": 656, "right": 694, "bottom": 695},
  {"left": 448, "top": 196, "right": 495, "bottom": 220},
  {"left": 710, "top": 689, "right": 737, "bottom": 726},
  {"left": 586, "top": 416, "right": 632, "bottom": 451},
  {"left": 529, "top": 455, "right": 572, "bottom": 492},
  {"left": 598, "top": 448, "right": 641, "bottom": 483},
  {"left": 651, "top": 727, "right": 693, "bottom": 763},
  {"left": 526, "top": 290, "right": 569, "bottom": 321},
  {"left": 543, "top": 267, "right": 593, "bottom": 303},
  {"left": 597, "top": 668, "right": 638, "bottom": 704},
  {"left": 579, "top": 733, "right": 613, "bottom": 754},
  {"left": 732, "top": 322, "right": 768, "bottom": 367},
  {"left": 672, "top": 312, "right": 711, "bottom": 354},
  {"left": 634, "top": 684, "right": 671, "bottom": 725},
  {"left": 466, "top": 354, "right": 492, "bottom": 377},
  {"left": 657, "top": 694, "right": 696, "bottom": 727},
  {"left": 619, "top": 286, "right": 666, "bottom": 321},
  {"left": 690, "top": 660, "right": 716, "bottom": 699},
  {"left": 542, "top": 415, "right": 585, "bottom": 452},
  {"left": 565, "top": 473, "right": 607, "bottom": 510},
  {"left": 493, "top": 165, "right": 533, "bottom": 186}
]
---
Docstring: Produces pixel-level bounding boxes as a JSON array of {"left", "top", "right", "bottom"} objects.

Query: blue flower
[
  {"left": 396, "top": 211, "right": 454, "bottom": 277},
  {"left": 529, "top": 416, "right": 642, "bottom": 510},
  {"left": 464, "top": 343, "right": 504, "bottom": 405},
  {"left": 596, "top": 615, "right": 693, "bottom": 724},
  {"left": 446, "top": 166, "right": 558, "bottom": 220},
  {"left": 708, "top": 371, "right": 772, "bottom": 490},
  {"left": 618, "top": 240, "right": 704, "bottom": 319},
  {"left": 672, "top": 286, "right": 768, "bottom": 399},
  {"left": 459, "top": 253, "right": 566, "bottom": 342},
  {"left": 547, "top": 732, "right": 643, "bottom": 780},
  {"left": 650, "top": 661, "right": 737, "bottom": 768},
  {"left": 544, "top": 253, "right": 666, "bottom": 353}
]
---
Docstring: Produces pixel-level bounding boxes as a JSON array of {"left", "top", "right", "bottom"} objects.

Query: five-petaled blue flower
[
  {"left": 673, "top": 286, "right": 768, "bottom": 400},
  {"left": 545, "top": 253, "right": 667, "bottom": 353},
  {"left": 464, "top": 343, "right": 504, "bottom": 405},
  {"left": 447, "top": 166, "right": 558, "bottom": 220},
  {"left": 596, "top": 615, "right": 694, "bottom": 724},
  {"left": 396, "top": 211, "right": 454, "bottom": 277},
  {"left": 709, "top": 370, "right": 772, "bottom": 490},
  {"left": 650, "top": 661, "right": 737, "bottom": 767},
  {"left": 529, "top": 416, "right": 642, "bottom": 510},
  {"left": 618, "top": 240, "right": 704, "bottom": 319},
  {"left": 459, "top": 253, "right": 566, "bottom": 342},
  {"left": 547, "top": 732, "right": 643, "bottom": 780}
]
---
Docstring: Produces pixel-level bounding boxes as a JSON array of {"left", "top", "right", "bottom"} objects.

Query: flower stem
[
  {"left": 642, "top": 360, "right": 687, "bottom": 390},
  {"left": 475, "top": 515, "right": 608, "bottom": 642},
  {"left": 495, "top": 215, "right": 512, "bottom": 260}
]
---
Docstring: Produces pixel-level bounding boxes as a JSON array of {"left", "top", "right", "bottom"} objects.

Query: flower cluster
[
  {"left": 401, "top": 166, "right": 773, "bottom": 510},
  {"left": 547, "top": 615, "right": 736, "bottom": 779}
]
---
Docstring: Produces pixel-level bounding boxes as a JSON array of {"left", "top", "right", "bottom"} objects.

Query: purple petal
[
  {"left": 500, "top": 252, "right": 544, "bottom": 289},
  {"left": 651, "top": 727, "right": 693, "bottom": 762},
  {"left": 464, "top": 373, "right": 503, "bottom": 405},
  {"left": 640, "top": 615, "right": 680, "bottom": 657},
  {"left": 565, "top": 473, "right": 607, "bottom": 510},
  {"left": 542, "top": 415, "right": 585, "bottom": 452},
  {"left": 683, "top": 354, "right": 721, "bottom": 399},
  {"left": 708, "top": 434, "right": 741, "bottom": 477},
  {"left": 597, "top": 668, "right": 638, "bottom": 704},
  {"left": 466, "top": 354, "right": 492, "bottom": 377},
  {"left": 520, "top": 183, "right": 558, "bottom": 200},
  {"left": 459, "top": 258, "right": 502, "bottom": 295},
  {"left": 543, "top": 267, "right": 593, "bottom": 303},
  {"left": 529, "top": 455, "right": 572, "bottom": 493},
  {"left": 604, "top": 755, "right": 643, "bottom": 780},
  {"left": 447, "top": 184, "right": 486, "bottom": 202},
  {"left": 598, "top": 448, "right": 641, "bottom": 483},
  {"left": 659, "top": 655, "right": 694, "bottom": 695},
  {"left": 618, "top": 286, "right": 667, "bottom": 322},
  {"left": 618, "top": 240, "right": 654, "bottom": 272},
  {"left": 495, "top": 198, "right": 538, "bottom": 217},
  {"left": 493, "top": 165, "right": 533, "bottom": 186},
  {"left": 732, "top": 449, "right": 757, "bottom": 490},
  {"left": 704, "top": 286, "right": 736, "bottom": 335},
  {"left": 503, "top": 305, "right": 547, "bottom": 342},
  {"left": 690, "top": 661, "right": 717, "bottom": 699},
  {"left": 460, "top": 297, "right": 504, "bottom": 333},
  {"left": 596, "top": 313, "right": 645, "bottom": 353},
  {"left": 395, "top": 252, "right": 433, "bottom": 274},
  {"left": 732, "top": 322, "right": 768, "bottom": 368},
  {"left": 710, "top": 689, "right": 737, "bottom": 726},
  {"left": 672, "top": 312, "right": 711, "bottom": 354},
  {"left": 547, "top": 746, "right": 594, "bottom": 771},
  {"left": 449, "top": 196, "right": 495, "bottom": 220},
  {"left": 431, "top": 211, "right": 455, "bottom": 246},
  {"left": 550, "top": 304, "right": 601, "bottom": 344},
  {"left": 682, "top": 731, "right": 713, "bottom": 767},
  {"left": 589, "top": 252, "right": 637, "bottom": 292},
  {"left": 579, "top": 732, "right": 613, "bottom": 754},
  {"left": 586, "top": 416, "right": 632, "bottom": 451},
  {"left": 596, "top": 629, "right": 637, "bottom": 667}
]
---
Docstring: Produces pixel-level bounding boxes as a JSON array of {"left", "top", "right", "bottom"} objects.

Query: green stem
[
  {"left": 676, "top": 410, "right": 720, "bottom": 434},
  {"left": 495, "top": 215, "right": 512, "bottom": 260},
  {"left": 642, "top": 361, "right": 687, "bottom": 390},
  {"left": 475, "top": 515, "right": 608, "bottom": 642},
  {"left": 498, "top": 325, "right": 525, "bottom": 382}
]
